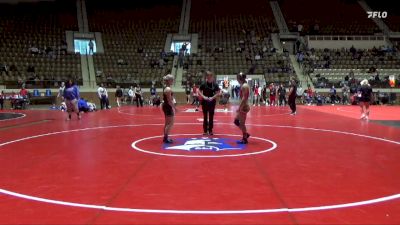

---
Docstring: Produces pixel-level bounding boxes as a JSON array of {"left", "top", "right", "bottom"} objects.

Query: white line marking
[
  {"left": 0, "top": 123, "right": 399, "bottom": 214},
  {"left": 117, "top": 107, "right": 291, "bottom": 118},
  {"left": 0, "top": 188, "right": 399, "bottom": 214},
  {"left": 131, "top": 133, "right": 277, "bottom": 158}
]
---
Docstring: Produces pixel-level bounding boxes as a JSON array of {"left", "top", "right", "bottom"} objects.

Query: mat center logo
[{"left": 164, "top": 137, "right": 245, "bottom": 151}]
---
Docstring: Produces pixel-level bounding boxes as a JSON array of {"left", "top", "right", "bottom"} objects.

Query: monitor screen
[
  {"left": 170, "top": 41, "right": 191, "bottom": 54},
  {"left": 74, "top": 39, "right": 96, "bottom": 55}
]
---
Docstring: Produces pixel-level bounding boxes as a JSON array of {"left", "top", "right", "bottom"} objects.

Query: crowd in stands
[
  {"left": 0, "top": 1, "right": 80, "bottom": 88},
  {"left": 87, "top": 0, "right": 181, "bottom": 87},
  {"left": 299, "top": 45, "right": 400, "bottom": 88}
]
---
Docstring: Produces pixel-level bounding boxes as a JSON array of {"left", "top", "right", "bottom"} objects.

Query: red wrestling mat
[
  {"left": 299, "top": 105, "right": 400, "bottom": 121},
  {"left": 0, "top": 105, "right": 399, "bottom": 225}
]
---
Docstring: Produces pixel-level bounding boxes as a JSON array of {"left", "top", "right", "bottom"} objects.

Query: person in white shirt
[
  {"left": 97, "top": 83, "right": 109, "bottom": 110},
  {"left": 57, "top": 82, "right": 65, "bottom": 100},
  {"left": 128, "top": 86, "right": 135, "bottom": 105}
]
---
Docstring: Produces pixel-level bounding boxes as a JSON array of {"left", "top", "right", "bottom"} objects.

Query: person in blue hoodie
[{"left": 63, "top": 79, "right": 81, "bottom": 120}]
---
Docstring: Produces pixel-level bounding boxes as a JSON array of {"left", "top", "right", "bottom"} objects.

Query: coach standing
[{"left": 199, "top": 71, "right": 220, "bottom": 135}]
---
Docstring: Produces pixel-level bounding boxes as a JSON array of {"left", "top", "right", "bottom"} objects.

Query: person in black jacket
[
  {"left": 198, "top": 71, "right": 221, "bottom": 135},
  {"left": 115, "top": 85, "right": 123, "bottom": 107},
  {"left": 288, "top": 79, "right": 297, "bottom": 115}
]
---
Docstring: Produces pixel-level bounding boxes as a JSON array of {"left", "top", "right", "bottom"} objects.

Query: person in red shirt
[
  {"left": 269, "top": 83, "right": 277, "bottom": 106},
  {"left": 253, "top": 84, "right": 260, "bottom": 106},
  {"left": 19, "top": 86, "right": 28, "bottom": 99},
  {"left": 307, "top": 86, "right": 314, "bottom": 105}
]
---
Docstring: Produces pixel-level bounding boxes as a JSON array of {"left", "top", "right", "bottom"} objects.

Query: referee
[{"left": 198, "top": 71, "right": 221, "bottom": 135}]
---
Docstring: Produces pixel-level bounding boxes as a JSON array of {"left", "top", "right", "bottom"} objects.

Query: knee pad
[{"left": 234, "top": 118, "right": 240, "bottom": 127}]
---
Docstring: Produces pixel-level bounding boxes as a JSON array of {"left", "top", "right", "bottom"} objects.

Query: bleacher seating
[
  {"left": 280, "top": 0, "right": 380, "bottom": 35},
  {"left": 184, "top": 0, "right": 293, "bottom": 85},
  {"left": 0, "top": 1, "right": 81, "bottom": 88},
  {"left": 302, "top": 47, "right": 400, "bottom": 88},
  {"left": 87, "top": 0, "right": 181, "bottom": 87}
]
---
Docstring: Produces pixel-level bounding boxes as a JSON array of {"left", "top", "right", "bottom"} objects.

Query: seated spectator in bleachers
[
  {"left": 106, "top": 74, "right": 114, "bottom": 86},
  {"left": 159, "top": 58, "right": 165, "bottom": 68},
  {"left": 60, "top": 40, "right": 67, "bottom": 55},
  {"left": 27, "top": 65, "right": 35, "bottom": 76},
  {"left": 117, "top": 59, "right": 128, "bottom": 65},
  {"left": 45, "top": 46, "right": 53, "bottom": 55},
  {"left": 1, "top": 62, "right": 8, "bottom": 74},
  {"left": 9, "top": 64, "right": 17, "bottom": 73},
  {"left": 29, "top": 46, "right": 39, "bottom": 55}
]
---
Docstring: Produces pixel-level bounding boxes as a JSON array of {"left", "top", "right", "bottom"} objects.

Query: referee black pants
[
  {"left": 288, "top": 97, "right": 296, "bottom": 113},
  {"left": 202, "top": 101, "right": 216, "bottom": 133}
]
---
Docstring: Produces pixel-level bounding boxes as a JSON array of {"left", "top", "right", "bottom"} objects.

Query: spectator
[
  {"left": 88, "top": 40, "right": 94, "bottom": 54},
  {"left": 295, "top": 40, "right": 301, "bottom": 52},
  {"left": 269, "top": 83, "right": 277, "bottom": 106},
  {"left": 135, "top": 85, "right": 143, "bottom": 107},
  {"left": 0, "top": 91, "right": 4, "bottom": 110},
  {"left": 150, "top": 84, "right": 157, "bottom": 106},
  {"left": 57, "top": 82, "right": 65, "bottom": 100},
  {"left": 191, "top": 84, "right": 199, "bottom": 111},
  {"left": 278, "top": 84, "right": 286, "bottom": 106},
  {"left": 185, "top": 83, "right": 191, "bottom": 104},
  {"left": 342, "top": 84, "right": 350, "bottom": 105},
  {"left": 29, "top": 46, "right": 39, "bottom": 55},
  {"left": 20, "top": 85, "right": 28, "bottom": 99},
  {"left": 159, "top": 58, "right": 165, "bottom": 68},
  {"left": 27, "top": 65, "right": 35, "bottom": 76},
  {"left": 330, "top": 85, "right": 337, "bottom": 105},
  {"left": 60, "top": 40, "right": 67, "bottom": 55},
  {"left": 45, "top": 46, "right": 53, "bottom": 55},
  {"left": 253, "top": 84, "right": 260, "bottom": 106},
  {"left": 9, "top": 64, "right": 17, "bottom": 72},
  {"left": 160, "top": 49, "right": 166, "bottom": 59},
  {"left": 350, "top": 45, "right": 356, "bottom": 56},
  {"left": 297, "top": 24, "right": 303, "bottom": 33},
  {"left": 128, "top": 86, "right": 135, "bottom": 104},
  {"left": 152, "top": 95, "right": 161, "bottom": 107},
  {"left": 0, "top": 62, "right": 8, "bottom": 75},
  {"left": 117, "top": 59, "right": 127, "bottom": 65},
  {"left": 261, "top": 84, "right": 268, "bottom": 105}
]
